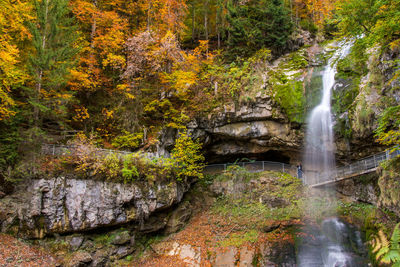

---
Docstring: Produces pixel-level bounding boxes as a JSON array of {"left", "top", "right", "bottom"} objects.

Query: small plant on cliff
[
  {"left": 370, "top": 223, "right": 400, "bottom": 266},
  {"left": 121, "top": 154, "right": 139, "bottom": 183},
  {"left": 112, "top": 131, "right": 143, "bottom": 150},
  {"left": 375, "top": 105, "right": 400, "bottom": 148},
  {"left": 171, "top": 130, "right": 204, "bottom": 181}
]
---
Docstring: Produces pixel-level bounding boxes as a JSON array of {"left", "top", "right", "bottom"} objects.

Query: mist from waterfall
[
  {"left": 297, "top": 40, "right": 366, "bottom": 267},
  {"left": 304, "top": 41, "right": 354, "bottom": 185}
]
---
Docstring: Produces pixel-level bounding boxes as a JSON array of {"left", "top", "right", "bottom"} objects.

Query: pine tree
[
  {"left": 226, "top": 0, "right": 293, "bottom": 58},
  {"left": 27, "top": 0, "right": 79, "bottom": 127}
]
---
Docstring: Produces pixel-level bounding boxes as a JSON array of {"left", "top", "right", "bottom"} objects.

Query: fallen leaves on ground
[
  {"left": 0, "top": 233, "right": 59, "bottom": 266},
  {"left": 131, "top": 210, "right": 301, "bottom": 267}
]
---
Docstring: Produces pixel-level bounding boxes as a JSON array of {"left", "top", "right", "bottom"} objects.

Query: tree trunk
[
  {"left": 216, "top": 7, "right": 220, "bottom": 49},
  {"left": 90, "top": 0, "right": 97, "bottom": 49},
  {"left": 34, "top": 0, "right": 49, "bottom": 127},
  {"left": 147, "top": 0, "right": 152, "bottom": 31},
  {"left": 204, "top": 0, "right": 208, "bottom": 40},
  {"left": 192, "top": 6, "right": 195, "bottom": 42}
]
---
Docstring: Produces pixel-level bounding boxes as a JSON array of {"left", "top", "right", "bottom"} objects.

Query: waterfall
[
  {"left": 304, "top": 41, "right": 354, "bottom": 185},
  {"left": 297, "top": 40, "right": 366, "bottom": 267}
]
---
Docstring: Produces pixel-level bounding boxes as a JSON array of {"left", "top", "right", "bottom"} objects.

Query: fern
[{"left": 373, "top": 223, "right": 400, "bottom": 265}]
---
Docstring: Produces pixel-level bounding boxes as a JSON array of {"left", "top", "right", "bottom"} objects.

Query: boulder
[
  {"left": 114, "top": 246, "right": 134, "bottom": 259},
  {"left": 111, "top": 231, "right": 131, "bottom": 245},
  {"left": 65, "top": 251, "right": 92, "bottom": 267},
  {"left": 239, "top": 247, "right": 255, "bottom": 267},
  {"left": 68, "top": 235, "right": 84, "bottom": 251},
  {"left": 214, "top": 247, "right": 237, "bottom": 267},
  {"left": 91, "top": 247, "right": 113, "bottom": 267}
]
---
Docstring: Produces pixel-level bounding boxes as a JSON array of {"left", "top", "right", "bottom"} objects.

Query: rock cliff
[{"left": 0, "top": 176, "right": 191, "bottom": 238}]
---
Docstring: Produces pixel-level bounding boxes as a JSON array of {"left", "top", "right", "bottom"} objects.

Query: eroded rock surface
[{"left": 0, "top": 176, "right": 190, "bottom": 238}]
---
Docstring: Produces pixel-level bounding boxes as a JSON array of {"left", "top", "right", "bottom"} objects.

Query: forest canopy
[{"left": 0, "top": 0, "right": 399, "bottom": 177}]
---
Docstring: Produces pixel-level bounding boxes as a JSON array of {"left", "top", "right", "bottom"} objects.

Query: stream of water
[
  {"left": 304, "top": 40, "right": 353, "bottom": 185},
  {"left": 298, "top": 41, "right": 370, "bottom": 267}
]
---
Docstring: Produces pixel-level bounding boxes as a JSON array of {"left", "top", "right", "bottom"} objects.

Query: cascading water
[
  {"left": 297, "top": 40, "right": 370, "bottom": 267},
  {"left": 304, "top": 41, "right": 354, "bottom": 185}
]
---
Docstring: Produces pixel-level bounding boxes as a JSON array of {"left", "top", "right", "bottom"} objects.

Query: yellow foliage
[
  {"left": 73, "top": 106, "right": 90, "bottom": 122},
  {"left": 0, "top": 0, "right": 32, "bottom": 120},
  {"left": 102, "top": 108, "right": 114, "bottom": 119}
]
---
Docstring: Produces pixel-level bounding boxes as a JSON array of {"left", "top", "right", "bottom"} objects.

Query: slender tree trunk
[
  {"left": 204, "top": 0, "right": 208, "bottom": 40},
  {"left": 90, "top": 0, "right": 97, "bottom": 49},
  {"left": 34, "top": 0, "right": 49, "bottom": 127},
  {"left": 147, "top": 0, "right": 152, "bottom": 31},
  {"left": 192, "top": 6, "right": 195, "bottom": 42},
  {"left": 216, "top": 7, "right": 220, "bottom": 49},
  {"left": 290, "top": 0, "right": 293, "bottom": 22}
]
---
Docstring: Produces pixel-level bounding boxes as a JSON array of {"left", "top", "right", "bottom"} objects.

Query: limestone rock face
[
  {"left": 186, "top": 96, "right": 303, "bottom": 164},
  {"left": 335, "top": 173, "right": 380, "bottom": 205},
  {"left": 0, "top": 176, "right": 190, "bottom": 238}
]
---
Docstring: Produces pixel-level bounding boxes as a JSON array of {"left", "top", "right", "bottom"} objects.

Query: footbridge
[
  {"left": 308, "top": 149, "right": 400, "bottom": 187},
  {"left": 42, "top": 144, "right": 398, "bottom": 187}
]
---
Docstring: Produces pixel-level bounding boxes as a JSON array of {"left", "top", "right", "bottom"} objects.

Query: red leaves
[{"left": 0, "top": 234, "right": 59, "bottom": 266}]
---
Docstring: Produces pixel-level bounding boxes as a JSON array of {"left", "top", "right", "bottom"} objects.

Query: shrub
[
  {"left": 171, "top": 130, "right": 205, "bottom": 181},
  {"left": 121, "top": 154, "right": 139, "bottom": 183},
  {"left": 111, "top": 131, "right": 143, "bottom": 150}
]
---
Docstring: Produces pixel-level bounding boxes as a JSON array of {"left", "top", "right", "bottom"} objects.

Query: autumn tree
[{"left": 0, "top": 0, "right": 31, "bottom": 121}]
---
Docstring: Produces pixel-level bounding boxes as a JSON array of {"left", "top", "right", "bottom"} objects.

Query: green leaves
[
  {"left": 171, "top": 130, "right": 205, "bottom": 180},
  {"left": 375, "top": 105, "right": 400, "bottom": 146},
  {"left": 225, "top": 0, "right": 293, "bottom": 59},
  {"left": 372, "top": 223, "right": 400, "bottom": 265},
  {"left": 27, "top": 0, "right": 79, "bottom": 125}
]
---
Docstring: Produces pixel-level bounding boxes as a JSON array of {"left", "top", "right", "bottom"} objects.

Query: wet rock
[
  {"left": 335, "top": 173, "right": 379, "bottom": 205},
  {"left": 260, "top": 240, "right": 296, "bottom": 267},
  {"left": 164, "top": 201, "right": 192, "bottom": 234},
  {"left": 0, "top": 191, "right": 5, "bottom": 199},
  {"left": 111, "top": 231, "right": 131, "bottom": 245},
  {"left": 65, "top": 251, "right": 92, "bottom": 267}
]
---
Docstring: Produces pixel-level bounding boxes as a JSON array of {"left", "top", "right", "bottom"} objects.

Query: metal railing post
[{"left": 52, "top": 144, "right": 55, "bottom": 156}]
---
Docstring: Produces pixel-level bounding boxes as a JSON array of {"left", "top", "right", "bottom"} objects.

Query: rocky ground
[
  {"left": 0, "top": 233, "right": 59, "bottom": 266},
  {"left": 0, "top": 169, "right": 385, "bottom": 266},
  {"left": 132, "top": 209, "right": 300, "bottom": 267}
]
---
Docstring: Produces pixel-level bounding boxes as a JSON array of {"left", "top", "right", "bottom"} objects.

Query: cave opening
[{"left": 205, "top": 150, "right": 291, "bottom": 165}]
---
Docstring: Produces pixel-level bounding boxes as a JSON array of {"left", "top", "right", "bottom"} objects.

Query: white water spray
[
  {"left": 304, "top": 41, "right": 354, "bottom": 185},
  {"left": 298, "top": 40, "right": 361, "bottom": 267}
]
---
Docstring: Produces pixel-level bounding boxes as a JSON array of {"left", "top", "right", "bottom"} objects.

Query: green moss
[
  {"left": 218, "top": 229, "right": 259, "bottom": 247},
  {"left": 211, "top": 171, "right": 304, "bottom": 228},
  {"left": 270, "top": 74, "right": 305, "bottom": 123}
]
